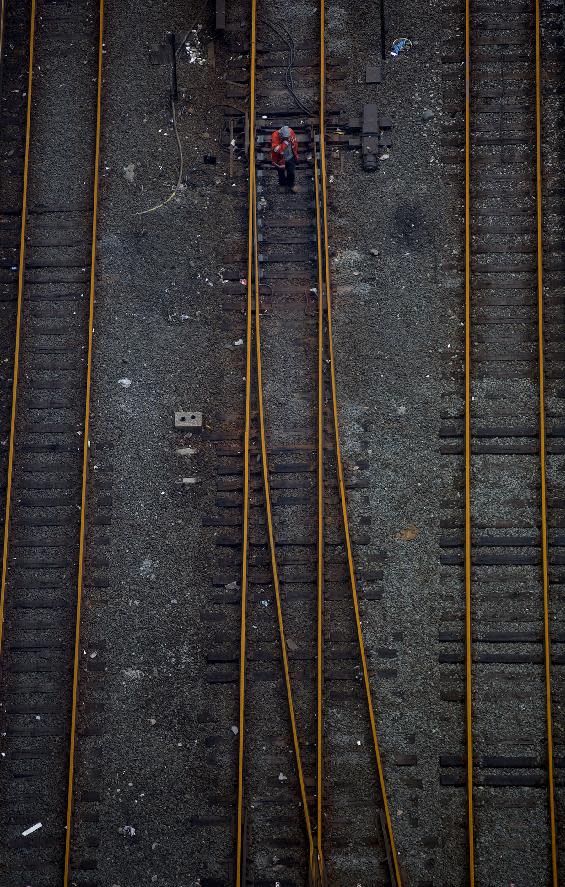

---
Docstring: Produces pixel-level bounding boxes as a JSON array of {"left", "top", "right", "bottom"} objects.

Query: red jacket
[{"left": 271, "top": 128, "right": 299, "bottom": 168}]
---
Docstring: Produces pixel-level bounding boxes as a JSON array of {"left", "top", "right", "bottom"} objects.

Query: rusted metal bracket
[{"left": 344, "top": 105, "right": 394, "bottom": 168}]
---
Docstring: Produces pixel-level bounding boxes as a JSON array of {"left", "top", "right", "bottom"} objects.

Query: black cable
[
  {"left": 257, "top": 15, "right": 315, "bottom": 117},
  {"left": 273, "top": 18, "right": 309, "bottom": 112}
]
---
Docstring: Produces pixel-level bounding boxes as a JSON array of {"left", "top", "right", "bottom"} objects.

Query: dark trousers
[{"left": 277, "top": 158, "right": 296, "bottom": 188}]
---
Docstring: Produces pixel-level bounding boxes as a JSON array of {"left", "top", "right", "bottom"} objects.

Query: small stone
[
  {"left": 286, "top": 638, "right": 298, "bottom": 652},
  {"left": 117, "top": 378, "right": 131, "bottom": 388},
  {"left": 231, "top": 725, "right": 239, "bottom": 735},
  {"left": 278, "top": 772, "right": 288, "bottom": 782},
  {"left": 140, "top": 558, "right": 154, "bottom": 578},
  {"left": 395, "top": 524, "right": 420, "bottom": 542},
  {"left": 123, "top": 668, "right": 142, "bottom": 680},
  {"left": 119, "top": 824, "right": 136, "bottom": 837},
  {"left": 369, "top": 248, "right": 379, "bottom": 256},
  {"left": 421, "top": 109, "right": 434, "bottom": 121},
  {"left": 123, "top": 163, "right": 135, "bottom": 182}
]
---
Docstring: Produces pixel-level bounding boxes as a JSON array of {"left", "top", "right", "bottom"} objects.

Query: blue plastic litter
[{"left": 391, "top": 37, "right": 412, "bottom": 57}]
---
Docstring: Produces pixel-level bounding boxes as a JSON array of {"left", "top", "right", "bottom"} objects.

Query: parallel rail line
[
  {"left": 233, "top": 1, "right": 402, "bottom": 884},
  {"left": 0, "top": 1, "right": 103, "bottom": 883},
  {"left": 462, "top": 0, "right": 560, "bottom": 882}
]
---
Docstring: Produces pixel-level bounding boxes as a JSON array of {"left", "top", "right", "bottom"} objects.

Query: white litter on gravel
[
  {"left": 119, "top": 825, "right": 136, "bottom": 837},
  {"left": 140, "top": 558, "right": 156, "bottom": 578},
  {"left": 123, "top": 668, "right": 143, "bottom": 680},
  {"left": 117, "top": 378, "right": 131, "bottom": 388},
  {"left": 185, "top": 27, "right": 206, "bottom": 65},
  {"left": 22, "top": 822, "right": 42, "bottom": 837}
]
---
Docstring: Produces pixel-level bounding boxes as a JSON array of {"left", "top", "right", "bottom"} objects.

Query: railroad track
[
  {"left": 195, "top": 2, "right": 403, "bottom": 885},
  {"left": 440, "top": 0, "right": 564, "bottom": 883},
  {"left": 0, "top": 1, "right": 104, "bottom": 883},
  {"left": 0, "top": 0, "right": 31, "bottom": 530}
]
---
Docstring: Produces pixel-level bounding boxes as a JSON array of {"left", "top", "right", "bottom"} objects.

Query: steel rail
[
  {"left": 236, "top": 3, "right": 402, "bottom": 883},
  {"left": 318, "top": 1, "right": 402, "bottom": 884},
  {"left": 63, "top": 0, "right": 104, "bottom": 882},
  {"left": 236, "top": 5, "right": 321, "bottom": 881},
  {"left": 235, "top": 4, "right": 331, "bottom": 884},
  {"left": 534, "top": 0, "right": 558, "bottom": 881},
  {"left": 234, "top": 0, "right": 256, "bottom": 881},
  {"left": 0, "top": 0, "right": 36, "bottom": 653},
  {"left": 235, "top": 1, "right": 323, "bottom": 881},
  {"left": 464, "top": 0, "right": 475, "bottom": 880},
  {"left": 251, "top": 108, "right": 320, "bottom": 887},
  {"left": 312, "top": 131, "right": 327, "bottom": 886}
]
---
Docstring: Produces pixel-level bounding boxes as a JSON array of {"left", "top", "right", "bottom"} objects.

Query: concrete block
[
  {"left": 216, "top": 0, "right": 226, "bottom": 31},
  {"left": 362, "top": 103, "right": 379, "bottom": 135},
  {"left": 175, "top": 410, "right": 203, "bottom": 430}
]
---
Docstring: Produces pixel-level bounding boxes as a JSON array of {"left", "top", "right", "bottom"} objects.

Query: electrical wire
[
  {"left": 136, "top": 92, "right": 184, "bottom": 216},
  {"left": 257, "top": 15, "right": 315, "bottom": 116},
  {"left": 137, "top": 0, "right": 212, "bottom": 216}
]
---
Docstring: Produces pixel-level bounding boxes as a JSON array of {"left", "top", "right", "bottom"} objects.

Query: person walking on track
[{"left": 271, "top": 124, "right": 299, "bottom": 192}]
